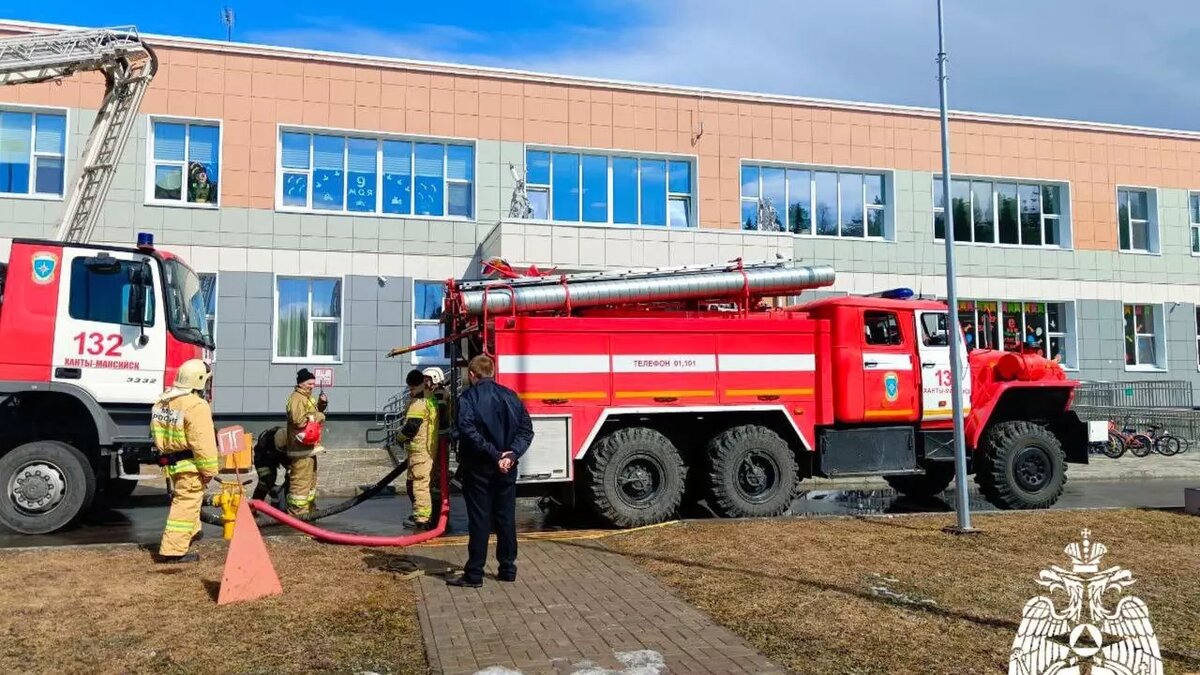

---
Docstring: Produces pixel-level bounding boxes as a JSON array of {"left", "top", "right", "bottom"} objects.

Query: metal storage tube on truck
[{"left": 458, "top": 264, "right": 837, "bottom": 315}]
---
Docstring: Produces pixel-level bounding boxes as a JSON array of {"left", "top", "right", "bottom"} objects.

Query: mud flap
[{"left": 1048, "top": 410, "right": 1090, "bottom": 464}]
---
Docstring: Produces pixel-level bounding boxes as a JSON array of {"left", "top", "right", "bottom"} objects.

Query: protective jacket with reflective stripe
[
  {"left": 151, "top": 392, "right": 219, "bottom": 479},
  {"left": 286, "top": 388, "right": 326, "bottom": 457}
]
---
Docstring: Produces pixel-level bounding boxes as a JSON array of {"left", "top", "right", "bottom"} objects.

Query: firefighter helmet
[
  {"left": 174, "top": 359, "right": 211, "bottom": 391},
  {"left": 422, "top": 367, "right": 445, "bottom": 386}
]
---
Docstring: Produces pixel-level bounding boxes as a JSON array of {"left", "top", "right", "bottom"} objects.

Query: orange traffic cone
[{"left": 217, "top": 499, "right": 283, "bottom": 605}]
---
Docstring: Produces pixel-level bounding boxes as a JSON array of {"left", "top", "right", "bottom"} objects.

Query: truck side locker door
[
  {"left": 861, "top": 309, "right": 919, "bottom": 422},
  {"left": 914, "top": 310, "right": 972, "bottom": 421},
  {"left": 51, "top": 249, "right": 168, "bottom": 404}
]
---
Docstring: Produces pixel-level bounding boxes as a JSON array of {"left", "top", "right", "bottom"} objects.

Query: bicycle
[
  {"left": 1143, "top": 424, "right": 1184, "bottom": 456},
  {"left": 1109, "top": 418, "right": 1153, "bottom": 458}
]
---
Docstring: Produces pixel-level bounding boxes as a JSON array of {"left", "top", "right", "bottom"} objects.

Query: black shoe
[
  {"left": 155, "top": 552, "right": 200, "bottom": 564},
  {"left": 446, "top": 575, "right": 483, "bottom": 588},
  {"left": 498, "top": 572, "right": 517, "bottom": 583}
]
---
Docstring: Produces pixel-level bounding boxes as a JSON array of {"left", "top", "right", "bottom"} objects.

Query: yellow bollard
[{"left": 212, "top": 482, "right": 242, "bottom": 540}]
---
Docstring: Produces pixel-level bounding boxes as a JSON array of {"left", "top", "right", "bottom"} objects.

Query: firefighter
[
  {"left": 152, "top": 359, "right": 218, "bottom": 564},
  {"left": 285, "top": 368, "right": 328, "bottom": 516},
  {"left": 251, "top": 426, "right": 289, "bottom": 505},
  {"left": 423, "top": 367, "right": 450, "bottom": 433},
  {"left": 396, "top": 368, "right": 438, "bottom": 529}
]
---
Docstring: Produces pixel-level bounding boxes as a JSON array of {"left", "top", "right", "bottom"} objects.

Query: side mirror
[{"left": 127, "top": 261, "right": 153, "bottom": 345}]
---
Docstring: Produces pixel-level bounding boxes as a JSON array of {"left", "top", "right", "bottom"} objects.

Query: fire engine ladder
[{"left": 0, "top": 27, "right": 158, "bottom": 244}]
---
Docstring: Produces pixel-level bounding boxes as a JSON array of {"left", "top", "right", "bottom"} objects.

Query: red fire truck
[
  {"left": 0, "top": 237, "right": 214, "bottom": 534},
  {"left": 440, "top": 260, "right": 1089, "bottom": 527}
]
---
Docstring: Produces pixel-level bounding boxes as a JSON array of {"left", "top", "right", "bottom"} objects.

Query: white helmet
[
  {"left": 422, "top": 367, "right": 445, "bottom": 386},
  {"left": 174, "top": 359, "right": 211, "bottom": 390}
]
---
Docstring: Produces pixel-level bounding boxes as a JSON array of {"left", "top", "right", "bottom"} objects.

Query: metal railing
[
  {"left": 1072, "top": 380, "right": 1194, "bottom": 409},
  {"left": 1071, "top": 405, "right": 1200, "bottom": 442}
]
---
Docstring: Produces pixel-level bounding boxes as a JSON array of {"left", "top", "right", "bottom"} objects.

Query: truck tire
[
  {"left": 0, "top": 441, "right": 98, "bottom": 534},
  {"left": 707, "top": 425, "right": 797, "bottom": 518},
  {"left": 975, "top": 421, "right": 1066, "bottom": 510},
  {"left": 583, "top": 427, "right": 686, "bottom": 528},
  {"left": 885, "top": 464, "right": 956, "bottom": 499}
]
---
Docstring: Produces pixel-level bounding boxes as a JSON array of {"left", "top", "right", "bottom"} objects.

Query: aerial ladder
[{"left": 0, "top": 26, "right": 158, "bottom": 243}]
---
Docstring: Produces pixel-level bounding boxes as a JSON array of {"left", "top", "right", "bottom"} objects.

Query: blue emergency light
[
  {"left": 136, "top": 232, "right": 155, "bottom": 251},
  {"left": 876, "top": 287, "right": 914, "bottom": 300}
]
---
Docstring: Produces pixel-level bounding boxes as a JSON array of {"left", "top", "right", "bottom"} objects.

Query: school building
[{"left": 2, "top": 18, "right": 1199, "bottom": 438}]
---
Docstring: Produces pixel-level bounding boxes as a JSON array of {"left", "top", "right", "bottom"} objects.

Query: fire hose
[
  {"left": 198, "top": 450, "right": 452, "bottom": 547},
  {"left": 197, "top": 458, "right": 410, "bottom": 528}
]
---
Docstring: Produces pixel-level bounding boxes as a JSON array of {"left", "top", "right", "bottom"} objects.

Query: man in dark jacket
[{"left": 447, "top": 354, "right": 534, "bottom": 588}]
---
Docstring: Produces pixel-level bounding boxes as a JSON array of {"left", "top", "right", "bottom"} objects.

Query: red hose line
[{"left": 248, "top": 448, "right": 451, "bottom": 547}]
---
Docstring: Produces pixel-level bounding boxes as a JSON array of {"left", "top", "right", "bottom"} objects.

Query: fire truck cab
[
  {"left": 0, "top": 236, "right": 213, "bottom": 534},
  {"left": 437, "top": 262, "right": 1088, "bottom": 529}
]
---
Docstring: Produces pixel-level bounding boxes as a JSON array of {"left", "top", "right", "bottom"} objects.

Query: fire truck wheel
[
  {"left": 884, "top": 464, "right": 956, "bottom": 499},
  {"left": 0, "top": 440, "right": 97, "bottom": 535},
  {"left": 976, "top": 421, "right": 1066, "bottom": 510},
  {"left": 706, "top": 425, "right": 797, "bottom": 518},
  {"left": 584, "top": 427, "right": 686, "bottom": 528}
]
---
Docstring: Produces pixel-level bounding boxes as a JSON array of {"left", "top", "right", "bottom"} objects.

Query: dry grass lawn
[
  {"left": 0, "top": 538, "right": 428, "bottom": 675},
  {"left": 607, "top": 509, "right": 1200, "bottom": 675}
]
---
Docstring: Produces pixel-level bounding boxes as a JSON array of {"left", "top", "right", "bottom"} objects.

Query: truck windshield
[{"left": 163, "top": 258, "right": 214, "bottom": 349}]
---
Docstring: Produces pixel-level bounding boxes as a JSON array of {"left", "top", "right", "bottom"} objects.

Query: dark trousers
[{"left": 461, "top": 466, "right": 517, "bottom": 582}]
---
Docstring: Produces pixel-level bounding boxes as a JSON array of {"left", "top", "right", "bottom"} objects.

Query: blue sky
[{"left": 7, "top": 0, "right": 1200, "bottom": 131}]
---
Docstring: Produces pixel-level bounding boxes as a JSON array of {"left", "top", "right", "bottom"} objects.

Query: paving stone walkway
[{"left": 409, "top": 539, "right": 786, "bottom": 675}]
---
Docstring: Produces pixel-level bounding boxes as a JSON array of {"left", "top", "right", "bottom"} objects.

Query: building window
[
  {"left": 742, "top": 164, "right": 886, "bottom": 237},
  {"left": 524, "top": 149, "right": 693, "bottom": 228},
  {"left": 1124, "top": 304, "right": 1163, "bottom": 369},
  {"left": 413, "top": 281, "right": 447, "bottom": 365},
  {"left": 279, "top": 130, "right": 473, "bottom": 218},
  {"left": 1190, "top": 193, "right": 1200, "bottom": 254},
  {"left": 275, "top": 276, "right": 342, "bottom": 362},
  {"left": 956, "top": 299, "right": 1075, "bottom": 368},
  {"left": 1117, "top": 188, "right": 1157, "bottom": 253},
  {"left": 1195, "top": 307, "right": 1200, "bottom": 368},
  {"left": 0, "top": 109, "right": 67, "bottom": 197},
  {"left": 934, "top": 178, "right": 1065, "bottom": 247},
  {"left": 198, "top": 273, "right": 218, "bottom": 346},
  {"left": 148, "top": 119, "right": 220, "bottom": 206}
]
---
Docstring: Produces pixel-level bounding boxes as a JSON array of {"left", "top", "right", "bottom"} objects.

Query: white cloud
[{"left": 249, "top": 0, "right": 1200, "bottom": 130}]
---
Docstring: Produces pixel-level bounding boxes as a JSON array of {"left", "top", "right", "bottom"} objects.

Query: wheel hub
[
  {"left": 617, "top": 457, "right": 662, "bottom": 507},
  {"left": 8, "top": 461, "right": 67, "bottom": 513},
  {"left": 736, "top": 451, "right": 780, "bottom": 504},
  {"left": 1013, "top": 446, "right": 1051, "bottom": 492}
]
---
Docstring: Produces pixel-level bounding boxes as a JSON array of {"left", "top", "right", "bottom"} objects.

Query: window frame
[
  {"left": 740, "top": 160, "right": 892, "bottom": 239},
  {"left": 932, "top": 174, "right": 1071, "bottom": 249},
  {"left": 144, "top": 115, "right": 223, "bottom": 209},
  {"left": 1123, "top": 303, "right": 1166, "bottom": 371},
  {"left": 1115, "top": 185, "right": 1160, "bottom": 255},
  {"left": 954, "top": 298, "right": 1078, "bottom": 370},
  {"left": 1189, "top": 192, "right": 1200, "bottom": 256},
  {"left": 271, "top": 273, "right": 346, "bottom": 365},
  {"left": 1195, "top": 306, "right": 1200, "bottom": 370},
  {"left": 521, "top": 144, "right": 698, "bottom": 229},
  {"left": 412, "top": 279, "right": 449, "bottom": 366},
  {"left": 0, "top": 104, "right": 70, "bottom": 201},
  {"left": 274, "top": 123, "right": 477, "bottom": 220}
]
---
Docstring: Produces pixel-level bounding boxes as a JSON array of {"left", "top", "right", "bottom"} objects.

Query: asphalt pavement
[{"left": 0, "top": 477, "right": 1195, "bottom": 549}]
